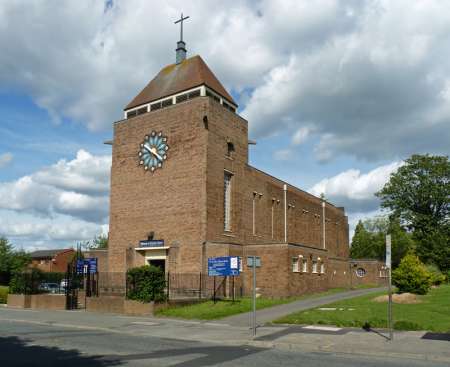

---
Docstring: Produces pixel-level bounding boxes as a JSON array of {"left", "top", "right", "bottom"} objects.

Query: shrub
[
  {"left": 0, "top": 286, "right": 8, "bottom": 303},
  {"left": 9, "top": 268, "right": 44, "bottom": 294},
  {"left": 126, "top": 265, "right": 166, "bottom": 303},
  {"left": 392, "top": 253, "right": 432, "bottom": 295},
  {"left": 426, "top": 264, "right": 446, "bottom": 286}
]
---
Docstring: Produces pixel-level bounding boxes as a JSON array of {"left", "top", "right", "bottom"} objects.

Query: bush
[
  {"left": 392, "top": 253, "right": 432, "bottom": 295},
  {"left": 126, "top": 265, "right": 166, "bottom": 303},
  {"left": 0, "top": 286, "right": 8, "bottom": 303},
  {"left": 9, "top": 268, "right": 45, "bottom": 294},
  {"left": 426, "top": 264, "right": 446, "bottom": 286}
]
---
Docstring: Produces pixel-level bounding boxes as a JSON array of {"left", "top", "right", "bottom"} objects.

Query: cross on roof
[{"left": 174, "top": 13, "right": 190, "bottom": 42}]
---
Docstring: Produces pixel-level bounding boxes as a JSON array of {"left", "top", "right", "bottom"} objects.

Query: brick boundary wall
[
  {"left": 30, "top": 294, "right": 66, "bottom": 310},
  {"left": 7, "top": 294, "right": 32, "bottom": 308}
]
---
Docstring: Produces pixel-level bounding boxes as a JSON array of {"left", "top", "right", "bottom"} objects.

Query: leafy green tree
[
  {"left": 350, "top": 217, "right": 414, "bottom": 267},
  {"left": 376, "top": 154, "right": 450, "bottom": 271},
  {"left": 85, "top": 234, "right": 108, "bottom": 249},
  {"left": 392, "top": 253, "right": 432, "bottom": 294},
  {"left": 0, "top": 237, "right": 30, "bottom": 284}
]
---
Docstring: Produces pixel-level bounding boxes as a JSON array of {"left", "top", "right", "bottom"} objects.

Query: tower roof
[{"left": 125, "top": 55, "right": 236, "bottom": 110}]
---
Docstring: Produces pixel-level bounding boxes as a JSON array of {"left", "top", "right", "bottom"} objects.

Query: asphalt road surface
[{"left": 0, "top": 319, "right": 447, "bottom": 367}]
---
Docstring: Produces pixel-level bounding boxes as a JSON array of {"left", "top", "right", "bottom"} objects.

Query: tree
[
  {"left": 350, "top": 220, "right": 378, "bottom": 259},
  {"left": 392, "top": 253, "right": 432, "bottom": 295},
  {"left": 85, "top": 234, "right": 108, "bottom": 249},
  {"left": 350, "top": 217, "right": 414, "bottom": 267},
  {"left": 0, "top": 237, "right": 30, "bottom": 284},
  {"left": 376, "top": 154, "right": 450, "bottom": 271}
]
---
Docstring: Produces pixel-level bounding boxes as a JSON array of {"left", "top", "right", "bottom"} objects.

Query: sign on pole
[
  {"left": 76, "top": 258, "right": 98, "bottom": 275},
  {"left": 386, "top": 234, "right": 392, "bottom": 269},
  {"left": 386, "top": 234, "right": 393, "bottom": 341},
  {"left": 207, "top": 256, "right": 240, "bottom": 277}
]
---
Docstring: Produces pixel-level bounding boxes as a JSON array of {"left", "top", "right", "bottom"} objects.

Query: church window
[
  {"left": 292, "top": 257, "right": 299, "bottom": 272},
  {"left": 206, "top": 89, "right": 220, "bottom": 103},
  {"left": 137, "top": 106, "right": 147, "bottom": 115},
  {"left": 176, "top": 93, "right": 188, "bottom": 103},
  {"left": 150, "top": 102, "right": 162, "bottom": 111},
  {"left": 226, "top": 141, "right": 235, "bottom": 157},
  {"left": 356, "top": 268, "right": 366, "bottom": 277},
  {"left": 302, "top": 259, "right": 308, "bottom": 273},
  {"left": 161, "top": 99, "right": 173, "bottom": 108},
  {"left": 224, "top": 172, "right": 232, "bottom": 231},
  {"left": 320, "top": 263, "right": 325, "bottom": 274},
  {"left": 312, "top": 260, "right": 318, "bottom": 273},
  {"left": 126, "top": 110, "right": 137, "bottom": 118},
  {"left": 188, "top": 89, "right": 201, "bottom": 99}
]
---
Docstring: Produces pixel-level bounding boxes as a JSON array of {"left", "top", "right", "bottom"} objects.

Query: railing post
[
  {"left": 199, "top": 272, "right": 202, "bottom": 299},
  {"left": 167, "top": 272, "right": 170, "bottom": 301}
]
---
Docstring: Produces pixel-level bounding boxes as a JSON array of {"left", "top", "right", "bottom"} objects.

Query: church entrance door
[{"left": 148, "top": 259, "right": 165, "bottom": 273}]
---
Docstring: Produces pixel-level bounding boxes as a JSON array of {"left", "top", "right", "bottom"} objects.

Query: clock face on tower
[{"left": 138, "top": 131, "right": 169, "bottom": 172}]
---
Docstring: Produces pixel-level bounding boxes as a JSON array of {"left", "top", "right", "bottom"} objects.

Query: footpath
[{"left": 220, "top": 287, "right": 387, "bottom": 326}]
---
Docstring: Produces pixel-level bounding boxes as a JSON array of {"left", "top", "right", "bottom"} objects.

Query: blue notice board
[
  {"left": 208, "top": 256, "right": 240, "bottom": 276},
  {"left": 76, "top": 258, "right": 98, "bottom": 274}
]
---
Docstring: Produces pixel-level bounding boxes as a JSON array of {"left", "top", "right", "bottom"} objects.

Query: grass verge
[
  {"left": 274, "top": 284, "right": 450, "bottom": 332},
  {"left": 155, "top": 286, "right": 380, "bottom": 320},
  {"left": 0, "top": 286, "right": 8, "bottom": 304}
]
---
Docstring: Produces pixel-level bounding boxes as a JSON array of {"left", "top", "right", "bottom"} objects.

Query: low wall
[
  {"left": 86, "top": 295, "right": 124, "bottom": 314},
  {"left": 85, "top": 296, "right": 165, "bottom": 316},
  {"left": 124, "top": 300, "right": 154, "bottom": 316},
  {"left": 30, "top": 294, "right": 66, "bottom": 310},
  {"left": 7, "top": 294, "right": 31, "bottom": 308}
]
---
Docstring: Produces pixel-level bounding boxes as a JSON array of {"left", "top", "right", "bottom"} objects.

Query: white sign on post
[{"left": 386, "top": 234, "right": 392, "bottom": 269}]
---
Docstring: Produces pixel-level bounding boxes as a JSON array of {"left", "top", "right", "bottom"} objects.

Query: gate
[
  {"left": 65, "top": 259, "right": 99, "bottom": 310},
  {"left": 65, "top": 260, "right": 80, "bottom": 310}
]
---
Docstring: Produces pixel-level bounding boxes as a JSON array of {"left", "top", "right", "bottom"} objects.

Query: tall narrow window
[{"left": 224, "top": 172, "right": 232, "bottom": 231}]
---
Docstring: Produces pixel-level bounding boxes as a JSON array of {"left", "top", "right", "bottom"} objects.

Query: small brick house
[
  {"left": 106, "top": 39, "right": 385, "bottom": 297},
  {"left": 29, "top": 249, "right": 75, "bottom": 273}
]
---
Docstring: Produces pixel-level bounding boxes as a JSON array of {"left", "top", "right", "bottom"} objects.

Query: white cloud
[
  {"left": 309, "top": 161, "right": 403, "bottom": 213},
  {"left": 0, "top": 150, "right": 111, "bottom": 249},
  {"left": 292, "top": 127, "right": 312, "bottom": 146},
  {"left": 1, "top": 0, "right": 450, "bottom": 163},
  {"left": 0, "top": 150, "right": 110, "bottom": 223},
  {"left": 0, "top": 152, "right": 13, "bottom": 168},
  {"left": 0, "top": 209, "right": 108, "bottom": 251},
  {"left": 274, "top": 149, "right": 292, "bottom": 161}
]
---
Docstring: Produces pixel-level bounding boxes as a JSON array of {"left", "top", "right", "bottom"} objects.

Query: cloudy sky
[{"left": 1, "top": 0, "right": 449, "bottom": 250}]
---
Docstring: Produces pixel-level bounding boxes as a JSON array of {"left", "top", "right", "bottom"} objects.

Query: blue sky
[{"left": 0, "top": 0, "right": 449, "bottom": 250}]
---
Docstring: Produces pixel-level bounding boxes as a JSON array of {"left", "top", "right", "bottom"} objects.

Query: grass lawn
[
  {"left": 155, "top": 285, "right": 378, "bottom": 320},
  {"left": 274, "top": 284, "right": 450, "bottom": 332},
  {"left": 0, "top": 286, "right": 8, "bottom": 304}
]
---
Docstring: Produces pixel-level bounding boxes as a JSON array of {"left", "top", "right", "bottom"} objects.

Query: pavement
[
  {"left": 0, "top": 306, "right": 449, "bottom": 366},
  {"left": 220, "top": 287, "right": 387, "bottom": 326}
]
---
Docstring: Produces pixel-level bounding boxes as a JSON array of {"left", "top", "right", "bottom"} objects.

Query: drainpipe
[
  {"left": 284, "top": 184, "right": 287, "bottom": 243},
  {"left": 322, "top": 201, "right": 326, "bottom": 249}
]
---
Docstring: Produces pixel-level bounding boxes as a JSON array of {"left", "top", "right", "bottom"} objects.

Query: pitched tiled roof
[
  {"left": 125, "top": 55, "right": 236, "bottom": 110},
  {"left": 29, "top": 249, "right": 73, "bottom": 259}
]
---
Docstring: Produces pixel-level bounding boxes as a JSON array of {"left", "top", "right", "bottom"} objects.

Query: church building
[{"left": 107, "top": 26, "right": 384, "bottom": 297}]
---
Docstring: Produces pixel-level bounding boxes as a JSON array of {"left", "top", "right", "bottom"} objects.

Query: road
[{"left": 0, "top": 308, "right": 448, "bottom": 367}]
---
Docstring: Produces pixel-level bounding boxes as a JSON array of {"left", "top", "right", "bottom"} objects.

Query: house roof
[
  {"left": 125, "top": 55, "right": 236, "bottom": 110},
  {"left": 29, "top": 249, "right": 74, "bottom": 259}
]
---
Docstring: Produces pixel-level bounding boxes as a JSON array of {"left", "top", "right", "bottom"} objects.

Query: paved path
[{"left": 220, "top": 287, "right": 387, "bottom": 326}]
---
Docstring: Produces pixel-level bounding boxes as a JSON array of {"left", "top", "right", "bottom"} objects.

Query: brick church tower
[{"left": 108, "top": 38, "right": 242, "bottom": 275}]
